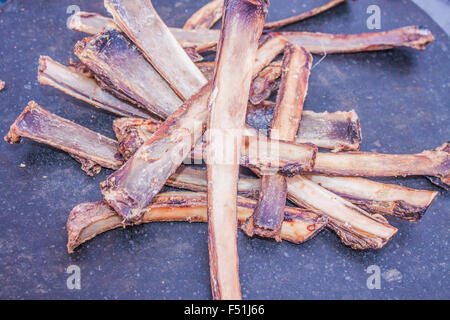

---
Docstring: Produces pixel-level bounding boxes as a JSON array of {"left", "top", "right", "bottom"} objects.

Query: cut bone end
[{"left": 4, "top": 101, "right": 40, "bottom": 144}]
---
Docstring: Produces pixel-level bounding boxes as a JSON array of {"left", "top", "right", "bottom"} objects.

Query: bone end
[{"left": 4, "top": 101, "right": 40, "bottom": 144}]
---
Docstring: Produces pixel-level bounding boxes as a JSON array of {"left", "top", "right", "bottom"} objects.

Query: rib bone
[
  {"left": 183, "top": 0, "right": 224, "bottom": 30},
  {"left": 113, "top": 108, "right": 349, "bottom": 164},
  {"left": 249, "top": 60, "right": 282, "bottom": 105},
  {"left": 67, "top": 13, "right": 434, "bottom": 54},
  {"left": 104, "top": 0, "right": 207, "bottom": 100},
  {"left": 99, "top": 22, "right": 315, "bottom": 223},
  {"left": 74, "top": 27, "right": 183, "bottom": 119},
  {"left": 313, "top": 144, "right": 449, "bottom": 186},
  {"left": 38, "top": 56, "right": 153, "bottom": 119},
  {"left": 4, "top": 102, "right": 122, "bottom": 175},
  {"left": 270, "top": 25, "right": 435, "bottom": 53},
  {"left": 100, "top": 87, "right": 316, "bottom": 221},
  {"left": 286, "top": 176, "right": 398, "bottom": 249},
  {"left": 205, "top": 0, "right": 268, "bottom": 300},
  {"left": 264, "top": 0, "right": 346, "bottom": 30},
  {"left": 67, "top": 192, "right": 328, "bottom": 254}
]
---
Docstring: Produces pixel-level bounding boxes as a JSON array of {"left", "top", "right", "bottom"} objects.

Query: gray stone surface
[{"left": 0, "top": 0, "right": 448, "bottom": 299}]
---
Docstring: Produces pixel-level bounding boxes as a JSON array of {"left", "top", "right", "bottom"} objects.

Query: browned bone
[
  {"left": 39, "top": 56, "right": 209, "bottom": 120},
  {"left": 100, "top": 84, "right": 211, "bottom": 222},
  {"left": 70, "top": 31, "right": 283, "bottom": 110},
  {"left": 305, "top": 175, "right": 439, "bottom": 221},
  {"left": 167, "top": 167, "right": 438, "bottom": 222},
  {"left": 67, "top": 13, "right": 434, "bottom": 54},
  {"left": 100, "top": 83, "right": 315, "bottom": 220},
  {"left": 286, "top": 176, "right": 398, "bottom": 249},
  {"left": 249, "top": 60, "right": 282, "bottom": 105},
  {"left": 174, "top": 26, "right": 435, "bottom": 54},
  {"left": 264, "top": 0, "right": 346, "bottom": 30},
  {"left": 37, "top": 105, "right": 432, "bottom": 221},
  {"left": 68, "top": 11, "right": 205, "bottom": 63},
  {"left": 247, "top": 102, "right": 361, "bottom": 152},
  {"left": 4, "top": 102, "right": 122, "bottom": 175},
  {"left": 243, "top": 45, "right": 313, "bottom": 241},
  {"left": 183, "top": 0, "right": 224, "bottom": 30},
  {"left": 426, "top": 144, "right": 450, "bottom": 190},
  {"left": 5, "top": 104, "right": 429, "bottom": 221},
  {"left": 71, "top": 19, "right": 280, "bottom": 109},
  {"left": 313, "top": 144, "right": 449, "bottom": 186},
  {"left": 74, "top": 27, "right": 183, "bottom": 119},
  {"left": 68, "top": 11, "right": 113, "bottom": 34},
  {"left": 182, "top": 0, "right": 346, "bottom": 32},
  {"left": 104, "top": 0, "right": 207, "bottom": 100},
  {"left": 67, "top": 192, "right": 328, "bottom": 254},
  {"left": 0, "top": 80, "right": 5, "bottom": 91},
  {"left": 270, "top": 25, "right": 435, "bottom": 53},
  {"left": 196, "top": 25, "right": 434, "bottom": 53},
  {"left": 68, "top": 11, "right": 220, "bottom": 52},
  {"left": 37, "top": 56, "right": 153, "bottom": 119},
  {"left": 181, "top": 0, "right": 346, "bottom": 32},
  {"left": 252, "top": 36, "right": 287, "bottom": 76},
  {"left": 205, "top": 0, "right": 269, "bottom": 300}
]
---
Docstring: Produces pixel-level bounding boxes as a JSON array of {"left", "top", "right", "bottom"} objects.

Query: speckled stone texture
[{"left": 0, "top": 0, "right": 448, "bottom": 299}]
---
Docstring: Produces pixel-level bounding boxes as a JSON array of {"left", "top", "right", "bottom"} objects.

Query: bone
[
  {"left": 242, "top": 44, "right": 313, "bottom": 241},
  {"left": 104, "top": 0, "right": 207, "bottom": 100},
  {"left": 74, "top": 27, "right": 183, "bottom": 119},
  {"left": 4, "top": 102, "right": 122, "bottom": 175},
  {"left": 67, "top": 192, "right": 328, "bottom": 254},
  {"left": 38, "top": 56, "right": 154, "bottom": 119}
]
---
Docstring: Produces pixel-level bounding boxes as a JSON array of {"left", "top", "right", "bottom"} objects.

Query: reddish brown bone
[
  {"left": 205, "top": 0, "right": 268, "bottom": 300},
  {"left": 4, "top": 102, "right": 122, "bottom": 175},
  {"left": 67, "top": 192, "right": 328, "bottom": 254},
  {"left": 271, "top": 26, "right": 434, "bottom": 54},
  {"left": 67, "top": 13, "right": 434, "bottom": 54},
  {"left": 249, "top": 60, "right": 282, "bottom": 105},
  {"left": 243, "top": 45, "right": 313, "bottom": 241},
  {"left": 104, "top": 0, "right": 207, "bottom": 100}
]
